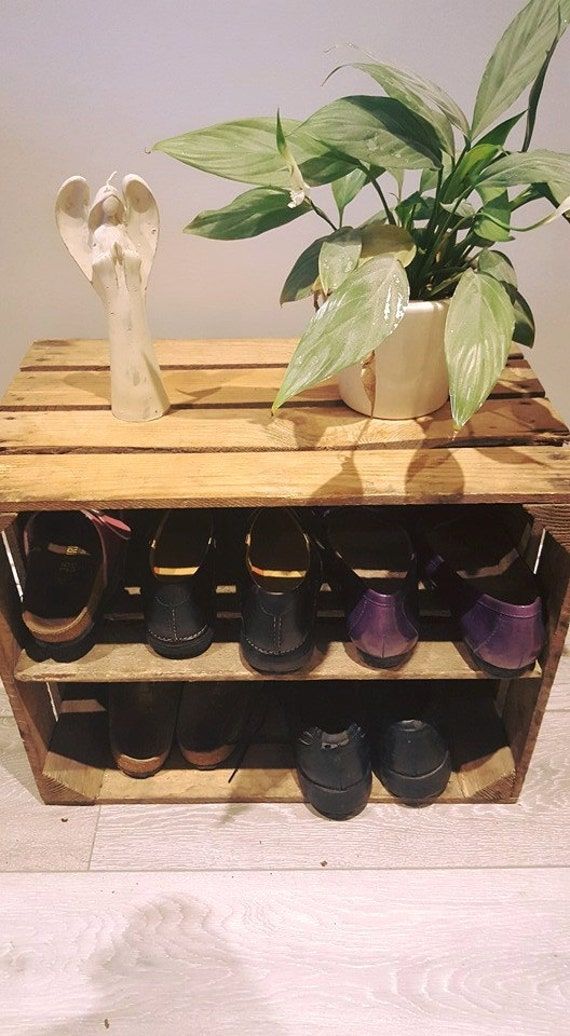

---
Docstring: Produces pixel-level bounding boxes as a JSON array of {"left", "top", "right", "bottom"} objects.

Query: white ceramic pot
[{"left": 338, "top": 299, "right": 450, "bottom": 420}]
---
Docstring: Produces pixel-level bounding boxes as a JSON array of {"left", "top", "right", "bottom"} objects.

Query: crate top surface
[{"left": 0, "top": 337, "right": 569, "bottom": 509}]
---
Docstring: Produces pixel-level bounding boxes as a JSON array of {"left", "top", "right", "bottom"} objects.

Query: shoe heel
[{"left": 297, "top": 769, "right": 371, "bottom": 820}]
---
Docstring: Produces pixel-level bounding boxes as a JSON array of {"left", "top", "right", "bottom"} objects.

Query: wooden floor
[{"left": 0, "top": 651, "right": 568, "bottom": 1035}]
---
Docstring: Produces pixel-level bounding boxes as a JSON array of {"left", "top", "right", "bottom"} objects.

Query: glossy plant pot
[{"left": 338, "top": 299, "right": 450, "bottom": 420}]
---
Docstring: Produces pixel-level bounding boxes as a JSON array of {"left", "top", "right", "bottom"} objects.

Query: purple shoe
[
  {"left": 313, "top": 509, "right": 419, "bottom": 669},
  {"left": 421, "top": 510, "right": 545, "bottom": 677}
]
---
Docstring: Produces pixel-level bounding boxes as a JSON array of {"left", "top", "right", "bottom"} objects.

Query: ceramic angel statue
[{"left": 55, "top": 173, "right": 169, "bottom": 422}]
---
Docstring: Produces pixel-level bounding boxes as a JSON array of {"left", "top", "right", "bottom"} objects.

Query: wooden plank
[
  {"left": 0, "top": 869, "right": 567, "bottom": 1035},
  {"left": 17, "top": 632, "right": 527, "bottom": 684},
  {"left": 0, "top": 363, "right": 544, "bottom": 411},
  {"left": 20, "top": 337, "right": 525, "bottom": 369},
  {"left": 2, "top": 445, "right": 570, "bottom": 510},
  {"left": 21, "top": 337, "right": 300, "bottom": 370},
  {"left": 0, "top": 396, "right": 567, "bottom": 454}
]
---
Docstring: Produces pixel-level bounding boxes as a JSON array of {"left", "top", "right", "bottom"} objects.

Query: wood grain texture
[
  {"left": 0, "top": 869, "right": 567, "bottom": 1035},
  {"left": 20, "top": 337, "right": 525, "bottom": 369},
  {"left": 88, "top": 709, "right": 570, "bottom": 871},
  {"left": 0, "top": 362, "right": 544, "bottom": 412},
  {"left": 0, "top": 716, "right": 99, "bottom": 871},
  {"left": 16, "top": 633, "right": 532, "bottom": 684},
  {"left": 2, "top": 445, "right": 570, "bottom": 511},
  {"left": 0, "top": 396, "right": 567, "bottom": 454}
]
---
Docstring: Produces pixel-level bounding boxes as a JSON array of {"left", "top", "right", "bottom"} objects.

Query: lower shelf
[{"left": 41, "top": 684, "right": 517, "bottom": 806}]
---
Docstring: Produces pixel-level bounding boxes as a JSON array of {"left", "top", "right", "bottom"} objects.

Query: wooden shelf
[
  {"left": 42, "top": 686, "right": 516, "bottom": 805},
  {"left": 15, "top": 625, "right": 542, "bottom": 684}
]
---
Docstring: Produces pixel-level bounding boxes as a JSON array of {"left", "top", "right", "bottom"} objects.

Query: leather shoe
[{"left": 239, "top": 508, "right": 321, "bottom": 673}]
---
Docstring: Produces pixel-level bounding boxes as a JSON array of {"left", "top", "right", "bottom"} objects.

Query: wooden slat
[
  {"left": 0, "top": 363, "right": 544, "bottom": 412},
  {"left": 20, "top": 337, "right": 525, "bottom": 369},
  {"left": 21, "top": 338, "right": 300, "bottom": 370},
  {"left": 0, "top": 396, "right": 567, "bottom": 453},
  {"left": 1, "top": 445, "right": 570, "bottom": 510},
  {"left": 15, "top": 631, "right": 540, "bottom": 684}
]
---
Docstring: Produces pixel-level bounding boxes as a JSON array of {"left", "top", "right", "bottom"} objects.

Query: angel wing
[
  {"left": 122, "top": 175, "right": 159, "bottom": 291},
  {"left": 55, "top": 177, "right": 92, "bottom": 281}
]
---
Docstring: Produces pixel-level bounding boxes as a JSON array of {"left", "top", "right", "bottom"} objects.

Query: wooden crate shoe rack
[{"left": 0, "top": 338, "right": 569, "bottom": 806}]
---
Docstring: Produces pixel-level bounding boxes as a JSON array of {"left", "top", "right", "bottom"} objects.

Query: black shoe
[
  {"left": 291, "top": 685, "right": 371, "bottom": 820},
  {"left": 176, "top": 681, "right": 257, "bottom": 768},
  {"left": 370, "top": 687, "right": 451, "bottom": 802},
  {"left": 143, "top": 509, "right": 216, "bottom": 658},
  {"left": 108, "top": 682, "right": 181, "bottom": 778},
  {"left": 239, "top": 508, "right": 322, "bottom": 674}
]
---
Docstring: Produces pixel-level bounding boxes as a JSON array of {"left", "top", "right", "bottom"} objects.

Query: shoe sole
[
  {"left": 377, "top": 753, "right": 452, "bottom": 803},
  {"left": 178, "top": 742, "right": 235, "bottom": 769},
  {"left": 112, "top": 750, "right": 170, "bottom": 779},
  {"left": 297, "top": 768, "right": 372, "bottom": 820},
  {"left": 146, "top": 626, "right": 214, "bottom": 660},
  {"left": 240, "top": 636, "right": 315, "bottom": 675},
  {"left": 357, "top": 645, "right": 416, "bottom": 670},
  {"left": 468, "top": 646, "right": 538, "bottom": 679}
]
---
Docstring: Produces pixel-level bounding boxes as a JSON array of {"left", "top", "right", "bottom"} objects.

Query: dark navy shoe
[
  {"left": 291, "top": 685, "right": 371, "bottom": 820},
  {"left": 370, "top": 687, "right": 451, "bottom": 802},
  {"left": 239, "top": 508, "right": 322, "bottom": 673},
  {"left": 143, "top": 509, "right": 216, "bottom": 659}
]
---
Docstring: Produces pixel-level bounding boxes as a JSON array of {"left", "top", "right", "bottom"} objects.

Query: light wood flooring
[{"left": 0, "top": 652, "right": 569, "bottom": 1035}]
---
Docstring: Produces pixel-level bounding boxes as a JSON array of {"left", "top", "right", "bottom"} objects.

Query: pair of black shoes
[
  {"left": 291, "top": 685, "right": 451, "bottom": 819},
  {"left": 143, "top": 509, "right": 322, "bottom": 673}
]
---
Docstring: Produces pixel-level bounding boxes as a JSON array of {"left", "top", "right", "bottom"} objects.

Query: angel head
[
  {"left": 88, "top": 182, "right": 125, "bottom": 230},
  {"left": 55, "top": 173, "right": 159, "bottom": 288}
]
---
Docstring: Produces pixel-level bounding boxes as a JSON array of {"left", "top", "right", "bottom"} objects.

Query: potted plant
[{"left": 152, "top": 0, "right": 570, "bottom": 426}]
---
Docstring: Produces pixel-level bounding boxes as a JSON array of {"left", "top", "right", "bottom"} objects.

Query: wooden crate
[{"left": 0, "top": 338, "right": 569, "bottom": 806}]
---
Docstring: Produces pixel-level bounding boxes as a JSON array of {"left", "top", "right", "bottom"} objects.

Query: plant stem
[
  {"left": 309, "top": 200, "right": 338, "bottom": 233},
  {"left": 370, "top": 178, "right": 396, "bottom": 224}
]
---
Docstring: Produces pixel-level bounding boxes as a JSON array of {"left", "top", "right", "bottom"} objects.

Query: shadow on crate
[{"left": 42, "top": 682, "right": 516, "bottom": 806}]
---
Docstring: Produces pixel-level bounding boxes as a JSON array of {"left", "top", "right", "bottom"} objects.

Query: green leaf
[
  {"left": 280, "top": 236, "right": 330, "bottom": 304},
  {"left": 301, "top": 95, "right": 443, "bottom": 171},
  {"left": 474, "top": 192, "right": 512, "bottom": 241},
  {"left": 512, "top": 290, "right": 536, "bottom": 347},
  {"left": 272, "top": 256, "right": 409, "bottom": 410},
  {"left": 477, "top": 251, "right": 535, "bottom": 347},
  {"left": 478, "top": 150, "right": 570, "bottom": 189},
  {"left": 359, "top": 223, "right": 417, "bottom": 266},
  {"left": 338, "top": 62, "right": 460, "bottom": 154},
  {"left": 184, "top": 187, "right": 310, "bottom": 240},
  {"left": 523, "top": 6, "right": 563, "bottom": 150},
  {"left": 442, "top": 143, "right": 499, "bottom": 201},
  {"left": 318, "top": 229, "right": 362, "bottom": 294},
  {"left": 332, "top": 168, "right": 369, "bottom": 220},
  {"left": 477, "top": 111, "right": 526, "bottom": 148},
  {"left": 152, "top": 116, "right": 353, "bottom": 189},
  {"left": 396, "top": 192, "right": 435, "bottom": 225},
  {"left": 472, "top": 0, "right": 570, "bottom": 139},
  {"left": 477, "top": 249, "right": 518, "bottom": 288},
  {"left": 445, "top": 270, "right": 515, "bottom": 426}
]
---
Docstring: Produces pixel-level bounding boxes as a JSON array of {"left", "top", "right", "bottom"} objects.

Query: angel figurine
[{"left": 55, "top": 173, "right": 169, "bottom": 422}]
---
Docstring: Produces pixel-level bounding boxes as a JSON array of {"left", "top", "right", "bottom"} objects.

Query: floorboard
[{"left": 0, "top": 869, "right": 567, "bottom": 1036}]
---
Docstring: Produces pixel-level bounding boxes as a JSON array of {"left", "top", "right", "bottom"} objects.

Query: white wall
[{"left": 2, "top": 0, "right": 569, "bottom": 418}]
